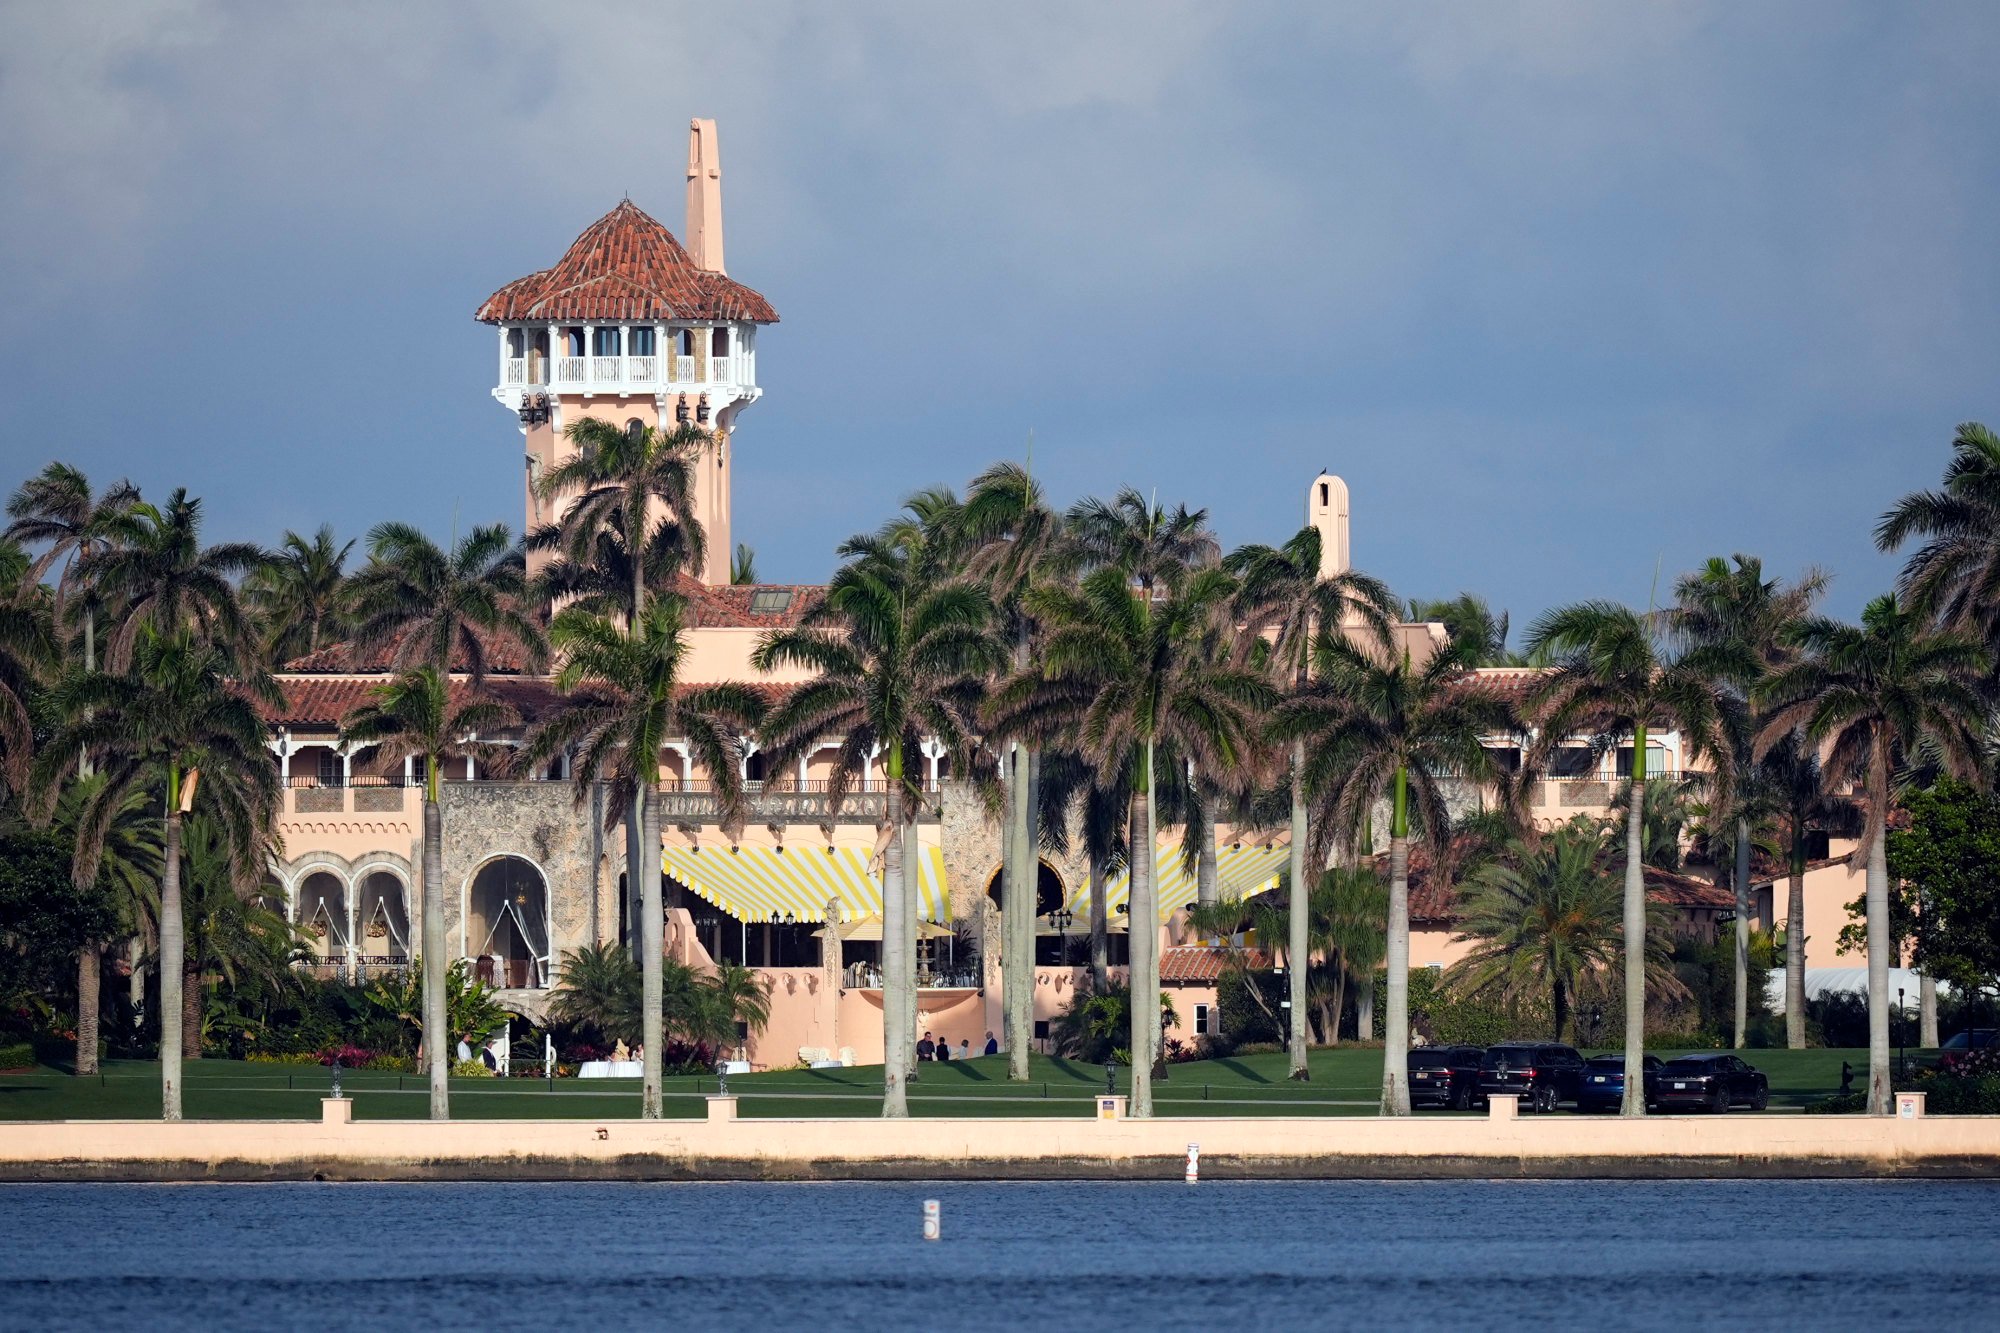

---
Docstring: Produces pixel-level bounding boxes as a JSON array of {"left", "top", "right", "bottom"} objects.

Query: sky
[{"left": 2, "top": 1, "right": 1996, "bottom": 630}]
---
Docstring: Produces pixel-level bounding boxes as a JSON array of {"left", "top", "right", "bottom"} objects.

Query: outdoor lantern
[
  {"left": 676, "top": 398, "right": 690, "bottom": 423},
  {"left": 696, "top": 398, "right": 710, "bottom": 422}
]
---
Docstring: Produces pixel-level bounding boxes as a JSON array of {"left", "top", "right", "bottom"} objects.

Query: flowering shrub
[{"left": 318, "top": 1044, "right": 374, "bottom": 1067}]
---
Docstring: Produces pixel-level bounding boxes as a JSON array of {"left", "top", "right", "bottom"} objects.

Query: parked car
[
  {"left": 1939, "top": 1029, "right": 1997, "bottom": 1072},
  {"left": 1653, "top": 1054, "right": 1769, "bottom": 1113},
  {"left": 1409, "top": 1045, "right": 1484, "bottom": 1110},
  {"left": 1477, "top": 1042, "right": 1586, "bottom": 1113},
  {"left": 1577, "top": 1053, "right": 1662, "bottom": 1112}
]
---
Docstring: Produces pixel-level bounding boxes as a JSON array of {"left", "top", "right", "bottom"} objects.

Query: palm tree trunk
[
  {"left": 1005, "top": 743, "right": 1033, "bottom": 1080},
  {"left": 159, "top": 803, "right": 184, "bottom": 1122},
  {"left": 1786, "top": 823, "right": 1807, "bottom": 1049},
  {"left": 902, "top": 817, "right": 920, "bottom": 1082},
  {"left": 1196, "top": 797, "right": 1218, "bottom": 908},
  {"left": 1734, "top": 815, "right": 1750, "bottom": 1049},
  {"left": 75, "top": 946, "right": 100, "bottom": 1075},
  {"left": 640, "top": 785, "right": 666, "bottom": 1118},
  {"left": 181, "top": 970, "right": 201, "bottom": 1058},
  {"left": 1553, "top": 976, "right": 1569, "bottom": 1043},
  {"left": 422, "top": 795, "right": 449, "bottom": 1120},
  {"left": 1127, "top": 765, "right": 1156, "bottom": 1118},
  {"left": 1381, "top": 765, "right": 1411, "bottom": 1116},
  {"left": 882, "top": 763, "right": 911, "bottom": 1118},
  {"left": 1920, "top": 972, "right": 1938, "bottom": 1049},
  {"left": 1864, "top": 756, "right": 1892, "bottom": 1116},
  {"left": 1620, "top": 737, "right": 1648, "bottom": 1118},
  {"left": 1087, "top": 845, "right": 1107, "bottom": 990},
  {"left": 1356, "top": 975, "right": 1375, "bottom": 1042},
  {"left": 1286, "top": 739, "right": 1309, "bottom": 1080}
]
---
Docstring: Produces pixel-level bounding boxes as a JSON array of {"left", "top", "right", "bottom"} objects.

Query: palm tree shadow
[{"left": 1213, "top": 1058, "right": 1270, "bottom": 1085}]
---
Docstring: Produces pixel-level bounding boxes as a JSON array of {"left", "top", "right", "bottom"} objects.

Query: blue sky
[{"left": 2, "top": 2, "right": 1995, "bottom": 629}]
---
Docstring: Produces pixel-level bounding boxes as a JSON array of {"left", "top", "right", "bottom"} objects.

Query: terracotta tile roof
[
  {"left": 263, "top": 676, "right": 560, "bottom": 730},
  {"left": 676, "top": 577, "right": 824, "bottom": 628},
  {"left": 267, "top": 673, "right": 798, "bottom": 731},
  {"left": 1159, "top": 946, "right": 1269, "bottom": 983},
  {"left": 283, "top": 626, "right": 540, "bottom": 675},
  {"left": 476, "top": 201, "right": 778, "bottom": 325}
]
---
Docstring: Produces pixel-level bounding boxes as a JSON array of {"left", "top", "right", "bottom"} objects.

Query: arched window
[
  {"left": 465, "top": 857, "right": 551, "bottom": 989},
  {"left": 625, "top": 418, "right": 646, "bottom": 440},
  {"left": 711, "top": 326, "right": 730, "bottom": 356}
]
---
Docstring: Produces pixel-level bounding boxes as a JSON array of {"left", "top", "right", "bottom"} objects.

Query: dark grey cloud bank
[{"left": 2, "top": 1, "right": 1995, "bottom": 623}]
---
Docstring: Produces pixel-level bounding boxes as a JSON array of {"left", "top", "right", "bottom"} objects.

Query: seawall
[{"left": 3, "top": 1097, "right": 1998, "bottom": 1181}]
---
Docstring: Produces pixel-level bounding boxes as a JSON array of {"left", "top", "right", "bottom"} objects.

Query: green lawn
[{"left": 0, "top": 1046, "right": 1874, "bottom": 1121}]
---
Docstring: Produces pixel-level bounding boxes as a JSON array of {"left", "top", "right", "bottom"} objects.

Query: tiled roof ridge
[{"left": 476, "top": 199, "right": 778, "bottom": 325}]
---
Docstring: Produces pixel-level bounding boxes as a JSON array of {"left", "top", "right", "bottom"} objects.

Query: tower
[
  {"left": 1307, "top": 472, "right": 1350, "bottom": 579},
  {"left": 476, "top": 119, "right": 779, "bottom": 585}
]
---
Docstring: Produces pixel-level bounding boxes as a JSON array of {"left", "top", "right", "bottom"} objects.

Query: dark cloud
[{"left": 2, "top": 1, "right": 1994, "bottom": 620}]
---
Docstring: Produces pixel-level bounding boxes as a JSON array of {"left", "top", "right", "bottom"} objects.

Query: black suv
[
  {"left": 1478, "top": 1043, "right": 1586, "bottom": 1113},
  {"left": 1408, "top": 1045, "right": 1484, "bottom": 1110}
]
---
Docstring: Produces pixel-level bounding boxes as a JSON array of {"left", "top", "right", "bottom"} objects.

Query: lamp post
[
  {"left": 1898, "top": 986, "right": 1907, "bottom": 1078},
  {"left": 1051, "top": 907, "right": 1074, "bottom": 966}
]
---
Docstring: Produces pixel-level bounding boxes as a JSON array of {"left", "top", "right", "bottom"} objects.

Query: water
[{"left": 1, "top": 1180, "right": 1996, "bottom": 1331}]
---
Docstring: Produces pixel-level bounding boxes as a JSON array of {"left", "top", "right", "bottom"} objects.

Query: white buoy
[
  {"left": 1185, "top": 1142, "right": 1200, "bottom": 1183},
  {"left": 922, "top": 1198, "right": 941, "bottom": 1241}
]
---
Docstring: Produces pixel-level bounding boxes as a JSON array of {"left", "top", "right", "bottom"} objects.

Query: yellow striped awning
[
  {"left": 1075, "top": 839, "right": 1291, "bottom": 925},
  {"left": 661, "top": 844, "right": 949, "bottom": 925}
]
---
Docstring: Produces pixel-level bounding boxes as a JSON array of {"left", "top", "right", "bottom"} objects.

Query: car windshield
[
  {"left": 1662, "top": 1058, "right": 1713, "bottom": 1072},
  {"left": 1482, "top": 1048, "right": 1535, "bottom": 1068},
  {"left": 1585, "top": 1056, "right": 1623, "bottom": 1067},
  {"left": 1408, "top": 1051, "right": 1453, "bottom": 1068}
]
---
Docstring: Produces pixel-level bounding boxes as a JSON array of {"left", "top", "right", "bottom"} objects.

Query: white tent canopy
[{"left": 1763, "top": 967, "right": 1951, "bottom": 1013}]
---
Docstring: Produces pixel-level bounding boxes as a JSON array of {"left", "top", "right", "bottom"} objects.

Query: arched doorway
[
  {"left": 465, "top": 856, "right": 551, "bottom": 989},
  {"left": 984, "top": 860, "right": 1065, "bottom": 916},
  {"left": 356, "top": 869, "right": 412, "bottom": 970},
  {"left": 295, "top": 870, "right": 349, "bottom": 975}
]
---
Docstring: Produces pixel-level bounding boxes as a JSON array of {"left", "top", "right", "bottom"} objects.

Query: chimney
[{"left": 686, "top": 118, "right": 725, "bottom": 274}]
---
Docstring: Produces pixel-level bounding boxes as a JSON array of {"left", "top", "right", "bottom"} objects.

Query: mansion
[{"left": 259, "top": 122, "right": 1855, "bottom": 1067}]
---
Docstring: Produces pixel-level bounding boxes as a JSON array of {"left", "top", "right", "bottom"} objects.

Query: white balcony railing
[
  {"left": 555, "top": 356, "right": 586, "bottom": 383},
  {"left": 708, "top": 356, "right": 731, "bottom": 383},
  {"left": 628, "top": 355, "right": 656, "bottom": 382},
  {"left": 674, "top": 355, "right": 695, "bottom": 382},
  {"left": 591, "top": 356, "right": 621, "bottom": 383},
  {"left": 504, "top": 358, "right": 526, "bottom": 384}
]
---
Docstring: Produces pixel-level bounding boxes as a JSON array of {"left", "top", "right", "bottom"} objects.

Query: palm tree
[
  {"left": 755, "top": 535, "right": 1002, "bottom": 1116},
  {"left": 1228, "top": 524, "right": 1394, "bottom": 1079},
  {"left": 534, "top": 417, "right": 709, "bottom": 626},
  {"left": 517, "top": 600, "right": 761, "bottom": 1117},
  {"left": 174, "top": 814, "right": 299, "bottom": 1054},
  {"left": 550, "top": 942, "right": 645, "bottom": 1046},
  {"left": 1525, "top": 601, "right": 1734, "bottom": 1116},
  {"left": 41, "top": 631, "right": 280, "bottom": 1119},
  {"left": 1673, "top": 554, "right": 1825, "bottom": 1048},
  {"left": 0, "top": 580, "right": 53, "bottom": 801},
  {"left": 731, "top": 543, "right": 758, "bottom": 586},
  {"left": 1754, "top": 594, "right": 1987, "bottom": 1114},
  {"left": 1876, "top": 422, "right": 2000, "bottom": 659},
  {"left": 959, "top": 461, "right": 1066, "bottom": 1080},
  {"left": 80, "top": 489, "right": 264, "bottom": 672},
  {"left": 4, "top": 461, "right": 141, "bottom": 681},
  {"left": 1406, "top": 592, "right": 1518, "bottom": 665},
  {"left": 340, "top": 666, "right": 517, "bottom": 1120},
  {"left": 1001, "top": 564, "right": 1273, "bottom": 1116},
  {"left": 1067, "top": 488, "right": 1218, "bottom": 595},
  {"left": 1275, "top": 629, "right": 1516, "bottom": 1114},
  {"left": 245, "top": 525, "right": 354, "bottom": 664},
  {"left": 1451, "top": 817, "right": 1682, "bottom": 1045},
  {"left": 1756, "top": 732, "right": 1859, "bottom": 1048},
  {"left": 348, "top": 522, "right": 545, "bottom": 684},
  {"left": 48, "top": 774, "right": 163, "bottom": 1070}
]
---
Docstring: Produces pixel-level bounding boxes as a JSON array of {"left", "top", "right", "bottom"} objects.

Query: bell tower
[
  {"left": 477, "top": 119, "right": 779, "bottom": 585},
  {"left": 1307, "top": 472, "right": 1350, "bottom": 578}
]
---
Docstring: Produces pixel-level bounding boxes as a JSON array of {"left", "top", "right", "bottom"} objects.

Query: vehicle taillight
[{"left": 1523, "top": 1068, "right": 1536, "bottom": 1078}]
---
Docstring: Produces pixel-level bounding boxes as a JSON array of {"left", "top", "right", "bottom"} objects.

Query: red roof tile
[
  {"left": 675, "top": 577, "right": 823, "bottom": 628},
  {"left": 476, "top": 201, "right": 778, "bottom": 325},
  {"left": 283, "top": 625, "right": 540, "bottom": 676},
  {"left": 1159, "top": 946, "right": 1269, "bottom": 983},
  {"left": 266, "top": 674, "right": 797, "bottom": 731}
]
